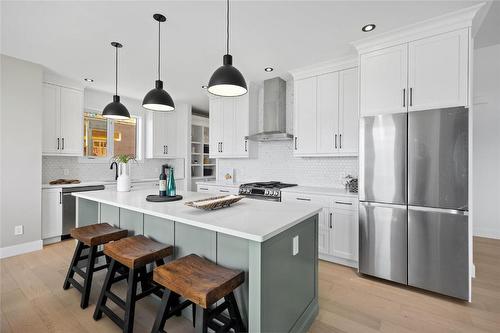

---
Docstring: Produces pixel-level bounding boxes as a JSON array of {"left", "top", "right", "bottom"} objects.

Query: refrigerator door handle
[
  {"left": 408, "top": 205, "right": 468, "bottom": 216},
  {"left": 360, "top": 202, "right": 407, "bottom": 209},
  {"left": 403, "top": 88, "right": 406, "bottom": 107}
]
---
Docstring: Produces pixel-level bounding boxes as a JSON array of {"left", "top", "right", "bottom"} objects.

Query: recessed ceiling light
[
  {"left": 362, "top": 24, "right": 376, "bottom": 32},
  {"left": 84, "top": 78, "right": 94, "bottom": 82},
  {"left": 201, "top": 85, "right": 208, "bottom": 89},
  {"left": 264, "top": 67, "right": 274, "bottom": 72}
]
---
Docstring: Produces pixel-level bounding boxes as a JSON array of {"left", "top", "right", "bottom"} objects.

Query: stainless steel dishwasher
[{"left": 62, "top": 185, "right": 105, "bottom": 236}]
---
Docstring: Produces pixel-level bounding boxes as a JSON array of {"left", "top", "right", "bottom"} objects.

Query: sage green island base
[{"left": 75, "top": 190, "right": 319, "bottom": 333}]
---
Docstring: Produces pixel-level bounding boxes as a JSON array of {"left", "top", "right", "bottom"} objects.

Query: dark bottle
[{"left": 159, "top": 164, "right": 168, "bottom": 197}]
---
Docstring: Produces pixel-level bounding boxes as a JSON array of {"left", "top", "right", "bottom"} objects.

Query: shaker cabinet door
[
  {"left": 408, "top": 28, "right": 468, "bottom": 111},
  {"left": 59, "top": 87, "right": 83, "bottom": 155},
  {"left": 316, "top": 72, "right": 339, "bottom": 154},
  {"left": 338, "top": 67, "right": 359, "bottom": 155},
  {"left": 294, "top": 77, "right": 317, "bottom": 155},
  {"left": 360, "top": 44, "right": 408, "bottom": 116},
  {"left": 42, "top": 83, "right": 61, "bottom": 154}
]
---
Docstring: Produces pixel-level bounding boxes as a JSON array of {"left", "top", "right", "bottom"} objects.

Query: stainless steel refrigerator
[{"left": 358, "top": 107, "right": 469, "bottom": 300}]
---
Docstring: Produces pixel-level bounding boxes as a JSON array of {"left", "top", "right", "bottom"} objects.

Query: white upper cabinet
[
  {"left": 338, "top": 68, "right": 359, "bottom": 155},
  {"left": 293, "top": 66, "right": 358, "bottom": 157},
  {"left": 59, "top": 87, "right": 84, "bottom": 154},
  {"left": 360, "top": 44, "right": 408, "bottom": 116},
  {"left": 359, "top": 28, "right": 469, "bottom": 116},
  {"left": 209, "top": 94, "right": 252, "bottom": 159},
  {"left": 294, "top": 77, "right": 317, "bottom": 155},
  {"left": 408, "top": 28, "right": 468, "bottom": 111},
  {"left": 42, "top": 84, "right": 60, "bottom": 155},
  {"left": 145, "top": 107, "right": 188, "bottom": 159},
  {"left": 42, "top": 83, "right": 83, "bottom": 156},
  {"left": 316, "top": 72, "right": 339, "bottom": 154}
]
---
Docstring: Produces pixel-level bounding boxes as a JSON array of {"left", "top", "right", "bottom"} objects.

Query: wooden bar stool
[
  {"left": 63, "top": 223, "right": 128, "bottom": 309},
  {"left": 151, "top": 254, "right": 246, "bottom": 333},
  {"left": 93, "top": 235, "right": 173, "bottom": 333}
]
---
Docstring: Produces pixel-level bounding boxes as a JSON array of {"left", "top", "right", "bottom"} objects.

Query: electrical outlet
[
  {"left": 63, "top": 168, "right": 70, "bottom": 176},
  {"left": 14, "top": 225, "right": 23, "bottom": 235},
  {"left": 292, "top": 235, "right": 299, "bottom": 256}
]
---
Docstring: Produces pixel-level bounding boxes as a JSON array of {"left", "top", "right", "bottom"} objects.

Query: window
[{"left": 83, "top": 112, "right": 139, "bottom": 160}]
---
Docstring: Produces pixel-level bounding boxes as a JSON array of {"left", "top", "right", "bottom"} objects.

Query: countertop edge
[
  {"left": 281, "top": 186, "right": 358, "bottom": 198},
  {"left": 73, "top": 192, "right": 321, "bottom": 242}
]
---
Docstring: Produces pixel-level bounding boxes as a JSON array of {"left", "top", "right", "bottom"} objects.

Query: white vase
[{"left": 116, "top": 162, "right": 131, "bottom": 192}]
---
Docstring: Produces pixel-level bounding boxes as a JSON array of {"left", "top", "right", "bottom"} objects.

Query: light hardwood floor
[{"left": 1, "top": 237, "right": 499, "bottom": 332}]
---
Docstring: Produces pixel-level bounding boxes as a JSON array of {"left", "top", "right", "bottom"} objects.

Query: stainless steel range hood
[{"left": 245, "top": 77, "right": 293, "bottom": 141}]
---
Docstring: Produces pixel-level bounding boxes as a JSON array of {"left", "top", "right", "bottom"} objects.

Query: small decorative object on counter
[
  {"left": 159, "top": 164, "right": 168, "bottom": 197},
  {"left": 344, "top": 175, "right": 358, "bottom": 193},
  {"left": 185, "top": 195, "right": 243, "bottom": 210},
  {"left": 146, "top": 194, "right": 183, "bottom": 202},
  {"left": 167, "top": 166, "right": 176, "bottom": 197},
  {"left": 113, "top": 154, "right": 135, "bottom": 192},
  {"left": 220, "top": 167, "right": 234, "bottom": 185}
]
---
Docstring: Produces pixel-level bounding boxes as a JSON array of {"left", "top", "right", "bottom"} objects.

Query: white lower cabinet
[
  {"left": 281, "top": 191, "right": 358, "bottom": 267},
  {"left": 41, "top": 188, "right": 62, "bottom": 241}
]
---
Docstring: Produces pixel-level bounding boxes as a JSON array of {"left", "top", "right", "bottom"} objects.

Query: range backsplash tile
[
  {"left": 217, "top": 140, "right": 358, "bottom": 188},
  {"left": 42, "top": 156, "right": 184, "bottom": 183}
]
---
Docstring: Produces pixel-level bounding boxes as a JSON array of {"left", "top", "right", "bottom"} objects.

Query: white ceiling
[{"left": 1, "top": 1, "right": 492, "bottom": 112}]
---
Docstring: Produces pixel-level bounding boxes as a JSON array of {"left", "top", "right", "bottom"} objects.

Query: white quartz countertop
[
  {"left": 73, "top": 189, "right": 321, "bottom": 242},
  {"left": 281, "top": 186, "right": 358, "bottom": 198},
  {"left": 42, "top": 178, "right": 159, "bottom": 189}
]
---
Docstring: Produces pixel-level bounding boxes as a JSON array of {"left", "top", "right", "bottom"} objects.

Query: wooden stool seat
[
  {"left": 154, "top": 254, "right": 244, "bottom": 309},
  {"left": 151, "top": 254, "right": 246, "bottom": 333},
  {"left": 104, "top": 235, "right": 173, "bottom": 269},
  {"left": 71, "top": 223, "right": 127, "bottom": 246}
]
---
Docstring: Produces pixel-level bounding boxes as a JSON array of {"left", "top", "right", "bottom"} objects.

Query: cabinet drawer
[
  {"left": 281, "top": 192, "right": 331, "bottom": 206},
  {"left": 197, "top": 185, "right": 239, "bottom": 195}
]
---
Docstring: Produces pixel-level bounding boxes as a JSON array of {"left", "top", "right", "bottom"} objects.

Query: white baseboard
[
  {"left": 0, "top": 240, "right": 43, "bottom": 259},
  {"left": 319, "top": 253, "right": 358, "bottom": 269},
  {"left": 474, "top": 228, "right": 500, "bottom": 240}
]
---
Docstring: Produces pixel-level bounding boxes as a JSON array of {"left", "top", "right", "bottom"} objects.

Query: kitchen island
[{"left": 73, "top": 189, "right": 320, "bottom": 333}]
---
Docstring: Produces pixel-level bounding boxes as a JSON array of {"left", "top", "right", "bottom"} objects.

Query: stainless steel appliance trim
[
  {"left": 296, "top": 197, "right": 311, "bottom": 201},
  {"left": 408, "top": 205, "right": 468, "bottom": 216},
  {"left": 359, "top": 202, "right": 406, "bottom": 209}
]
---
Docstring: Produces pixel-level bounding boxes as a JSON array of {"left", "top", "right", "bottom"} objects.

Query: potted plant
[{"left": 112, "top": 154, "right": 136, "bottom": 192}]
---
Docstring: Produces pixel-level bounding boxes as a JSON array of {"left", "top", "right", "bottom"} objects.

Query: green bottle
[{"left": 167, "top": 167, "right": 176, "bottom": 197}]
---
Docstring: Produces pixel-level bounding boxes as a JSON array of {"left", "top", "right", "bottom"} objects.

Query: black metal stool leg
[
  {"left": 226, "top": 292, "right": 246, "bottom": 332},
  {"left": 63, "top": 240, "right": 85, "bottom": 290},
  {"left": 123, "top": 268, "right": 138, "bottom": 333},
  {"left": 93, "top": 259, "right": 117, "bottom": 320},
  {"left": 80, "top": 245, "right": 97, "bottom": 309},
  {"left": 192, "top": 303, "right": 196, "bottom": 327},
  {"left": 202, "top": 308, "right": 209, "bottom": 333}
]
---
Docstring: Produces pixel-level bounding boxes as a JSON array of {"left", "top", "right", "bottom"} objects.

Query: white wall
[
  {"left": 473, "top": 44, "right": 500, "bottom": 239},
  {"left": 0, "top": 55, "right": 43, "bottom": 252}
]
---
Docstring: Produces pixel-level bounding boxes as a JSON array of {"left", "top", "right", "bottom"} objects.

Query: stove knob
[
  {"left": 264, "top": 189, "right": 269, "bottom": 195},
  {"left": 274, "top": 190, "right": 279, "bottom": 196}
]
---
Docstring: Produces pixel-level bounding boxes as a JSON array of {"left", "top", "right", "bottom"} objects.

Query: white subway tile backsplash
[
  {"left": 217, "top": 141, "right": 358, "bottom": 188},
  {"left": 42, "top": 156, "right": 184, "bottom": 183}
]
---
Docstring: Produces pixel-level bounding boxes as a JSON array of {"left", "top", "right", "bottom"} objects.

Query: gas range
[{"left": 239, "top": 181, "right": 297, "bottom": 201}]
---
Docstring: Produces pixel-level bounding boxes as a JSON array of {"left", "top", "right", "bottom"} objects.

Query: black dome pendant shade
[
  {"left": 102, "top": 42, "right": 130, "bottom": 119},
  {"left": 142, "top": 14, "right": 175, "bottom": 111},
  {"left": 207, "top": 0, "right": 247, "bottom": 97}
]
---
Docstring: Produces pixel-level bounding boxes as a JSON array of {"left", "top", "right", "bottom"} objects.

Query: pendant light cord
[
  {"left": 158, "top": 19, "right": 161, "bottom": 80},
  {"left": 226, "top": 0, "right": 229, "bottom": 55},
  {"left": 115, "top": 45, "right": 118, "bottom": 96}
]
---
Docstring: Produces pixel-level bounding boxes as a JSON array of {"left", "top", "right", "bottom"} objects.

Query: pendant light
[
  {"left": 102, "top": 42, "right": 130, "bottom": 119},
  {"left": 142, "top": 14, "right": 175, "bottom": 111},
  {"left": 207, "top": 0, "right": 247, "bottom": 97}
]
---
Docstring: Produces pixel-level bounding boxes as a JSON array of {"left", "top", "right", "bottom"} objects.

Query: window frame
[{"left": 79, "top": 109, "right": 143, "bottom": 164}]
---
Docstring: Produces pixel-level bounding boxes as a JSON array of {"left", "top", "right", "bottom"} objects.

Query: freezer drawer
[
  {"left": 408, "top": 107, "right": 468, "bottom": 210},
  {"left": 359, "top": 202, "right": 407, "bottom": 284},
  {"left": 359, "top": 113, "right": 407, "bottom": 205},
  {"left": 408, "top": 206, "right": 469, "bottom": 300}
]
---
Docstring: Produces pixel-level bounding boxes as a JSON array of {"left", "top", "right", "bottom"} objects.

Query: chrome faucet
[{"left": 110, "top": 162, "right": 118, "bottom": 180}]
